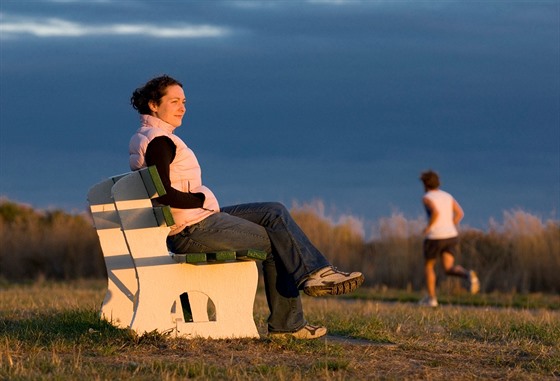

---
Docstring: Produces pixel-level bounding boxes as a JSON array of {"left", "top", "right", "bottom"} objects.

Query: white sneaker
[
  {"left": 418, "top": 296, "right": 438, "bottom": 307},
  {"left": 303, "top": 266, "right": 364, "bottom": 297},
  {"left": 468, "top": 270, "right": 480, "bottom": 294},
  {"left": 269, "top": 324, "right": 327, "bottom": 340}
]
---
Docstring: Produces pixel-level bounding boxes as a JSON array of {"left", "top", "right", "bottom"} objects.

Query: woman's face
[{"left": 149, "top": 85, "right": 186, "bottom": 127}]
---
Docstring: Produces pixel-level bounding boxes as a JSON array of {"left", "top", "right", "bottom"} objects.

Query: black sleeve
[{"left": 145, "top": 136, "right": 206, "bottom": 209}]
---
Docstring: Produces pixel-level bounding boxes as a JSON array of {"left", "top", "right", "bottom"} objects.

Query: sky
[{"left": 1, "top": 0, "right": 559, "bottom": 236}]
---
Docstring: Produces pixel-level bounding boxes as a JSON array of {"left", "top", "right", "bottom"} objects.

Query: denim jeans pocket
[{"left": 167, "top": 230, "right": 194, "bottom": 254}]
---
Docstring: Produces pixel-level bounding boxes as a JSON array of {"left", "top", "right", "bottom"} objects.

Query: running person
[{"left": 419, "top": 170, "right": 479, "bottom": 307}]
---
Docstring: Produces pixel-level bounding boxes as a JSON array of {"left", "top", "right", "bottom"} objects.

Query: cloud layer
[
  {"left": 0, "top": 1, "right": 558, "bottom": 228},
  {"left": 0, "top": 14, "right": 231, "bottom": 38}
]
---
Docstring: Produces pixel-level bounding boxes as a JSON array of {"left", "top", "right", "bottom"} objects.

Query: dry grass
[
  {"left": 1, "top": 199, "right": 559, "bottom": 293},
  {"left": 1, "top": 281, "right": 558, "bottom": 380},
  {"left": 291, "top": 203, "right": 560, "bottom": 293}
]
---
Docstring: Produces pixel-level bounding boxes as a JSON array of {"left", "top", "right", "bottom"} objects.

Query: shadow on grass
[{"left": 0, "top": 309, "right": 136, "bottom": 346}]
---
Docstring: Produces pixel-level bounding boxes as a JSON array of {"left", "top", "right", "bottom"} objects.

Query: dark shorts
[{"left": 423, "top": 237, "right": 459, "bottom": 260}]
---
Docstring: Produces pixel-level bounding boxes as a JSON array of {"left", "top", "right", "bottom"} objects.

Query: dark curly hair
[
  {"left": 130, "top": 75, "right": 183, "bottom": 115},
  {"left": 420, "top": 170, "right": 440, "bottom": 190}
]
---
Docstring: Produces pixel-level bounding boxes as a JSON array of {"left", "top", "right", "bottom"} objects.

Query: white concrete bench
[
  {"left": 87, "top": 171, "right": 137, "bottom": 329},
  {"left": 87, "top": 166, "right": 266, "bottom": 339}
]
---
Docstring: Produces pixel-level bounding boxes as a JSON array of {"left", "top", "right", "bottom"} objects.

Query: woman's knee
[
  {"left": 255, "top": 202, "right": 289, "bottom": 221},
  {"left": 264, "top": 201, "right": 288, "bottom": 213}
]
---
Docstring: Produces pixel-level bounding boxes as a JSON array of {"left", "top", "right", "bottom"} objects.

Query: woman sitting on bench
[{"left": 128, "top": 75, "right": 364, "bottom": 340}]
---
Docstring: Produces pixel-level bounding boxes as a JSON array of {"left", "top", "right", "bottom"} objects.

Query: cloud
[
  {"left": 306, "top": 0, "right": 360, "bottom": 4},
  {"left": 0, "top": 13, "right": 232, "bottom": 39},
  {"left": 46, "top": 0, "right": 112, "bottom": 3}
]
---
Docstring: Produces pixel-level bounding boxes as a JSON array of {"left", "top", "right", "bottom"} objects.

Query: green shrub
[{"left": 0, "top": 199, "right": 105, "bottom": 281}]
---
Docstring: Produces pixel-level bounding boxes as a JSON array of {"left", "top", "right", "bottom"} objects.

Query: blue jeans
[{"left": 166, "top": 202, "right": 330, "bottom": 332}]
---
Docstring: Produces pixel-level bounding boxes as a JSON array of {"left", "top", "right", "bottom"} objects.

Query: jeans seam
[
  {"left": 277, "top": 214, "right": 313, "bottom": 284},
  {"left": 233, "top": 207, "right": 319, "bottom": 282},
  {"left": 194, "top": 227, "right": 269, "bottom": 248}
]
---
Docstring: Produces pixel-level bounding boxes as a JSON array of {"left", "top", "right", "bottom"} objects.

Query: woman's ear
[{"left": 148, "top": 100, "right": 158, "bottom": 113}]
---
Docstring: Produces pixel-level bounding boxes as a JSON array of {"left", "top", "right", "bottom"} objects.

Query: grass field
[{"left": 1, "top": 280, "right": 558, "bottom": 380}]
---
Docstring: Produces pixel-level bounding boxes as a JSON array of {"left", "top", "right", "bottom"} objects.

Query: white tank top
[{"left": 424, "top": 190, "right": 458, "bottom": 239}]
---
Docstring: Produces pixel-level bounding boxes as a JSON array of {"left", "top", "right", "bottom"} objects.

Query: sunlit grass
[{"left": 1, "top": 281, "right": 558, "bottom": 380}]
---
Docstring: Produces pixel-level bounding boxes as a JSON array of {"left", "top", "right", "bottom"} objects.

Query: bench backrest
[
  {"left": 111, "top": 167, "right": 175, "bottom": 261},
  {"left": 87, "top": 171, "right": 138, "bottom": 326}
]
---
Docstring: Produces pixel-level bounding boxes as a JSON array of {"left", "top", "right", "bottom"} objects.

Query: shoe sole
[
  {"left": 470, "top": 282, "right": 480, "bottom": 294},
  {"left": 303, "top": 274, "right": 364, "bottom": 297},
  {"left": 468, "top": 272, "right": 480, "bottom": 294},
  {"left": 269, "top": 331, "right": 327, "bottom": 340},
  {"left": 269, "top": 327, "right": 327, "bottom": 340}
]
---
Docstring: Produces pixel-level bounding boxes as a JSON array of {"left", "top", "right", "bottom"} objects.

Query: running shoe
[
  {"left": 467, "top": 270, "right": 480, "bottom": 294},
  {"left": 418, "top": 296, "right": 439, "bottom": 307},
  {"left": 302, "top": 266, "right": 364, "bottom": 297}
]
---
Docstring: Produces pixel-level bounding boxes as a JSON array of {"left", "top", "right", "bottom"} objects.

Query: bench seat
[{"left": 172, "top": 249, "right": 267, "bottom": 264}]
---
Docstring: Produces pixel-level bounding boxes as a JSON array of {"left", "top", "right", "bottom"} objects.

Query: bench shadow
[{"left": 1, "top": 309, "right": 130, "bottom": 343}]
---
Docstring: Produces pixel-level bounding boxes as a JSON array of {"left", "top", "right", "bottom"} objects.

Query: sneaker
[
  {"left": 467, "top": 270, "right": 480, "bottom": 294},
  {"left": 418, "top": 296, "right": 438, "bottom": 307},
  {"left": 302, "top": 266, "right": 364, "bottom": 297},
  {"left": 269, "top": 324, "right": 327, "bottom": 340}
]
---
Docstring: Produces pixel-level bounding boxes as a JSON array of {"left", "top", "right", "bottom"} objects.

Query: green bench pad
[{"left": 172, "top": 249, "right": 267, "bottom": 264}]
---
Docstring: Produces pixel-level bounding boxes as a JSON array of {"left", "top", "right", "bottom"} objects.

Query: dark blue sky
[{"left": 1, "top": 0, "right": 558, "bottom": 235}]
